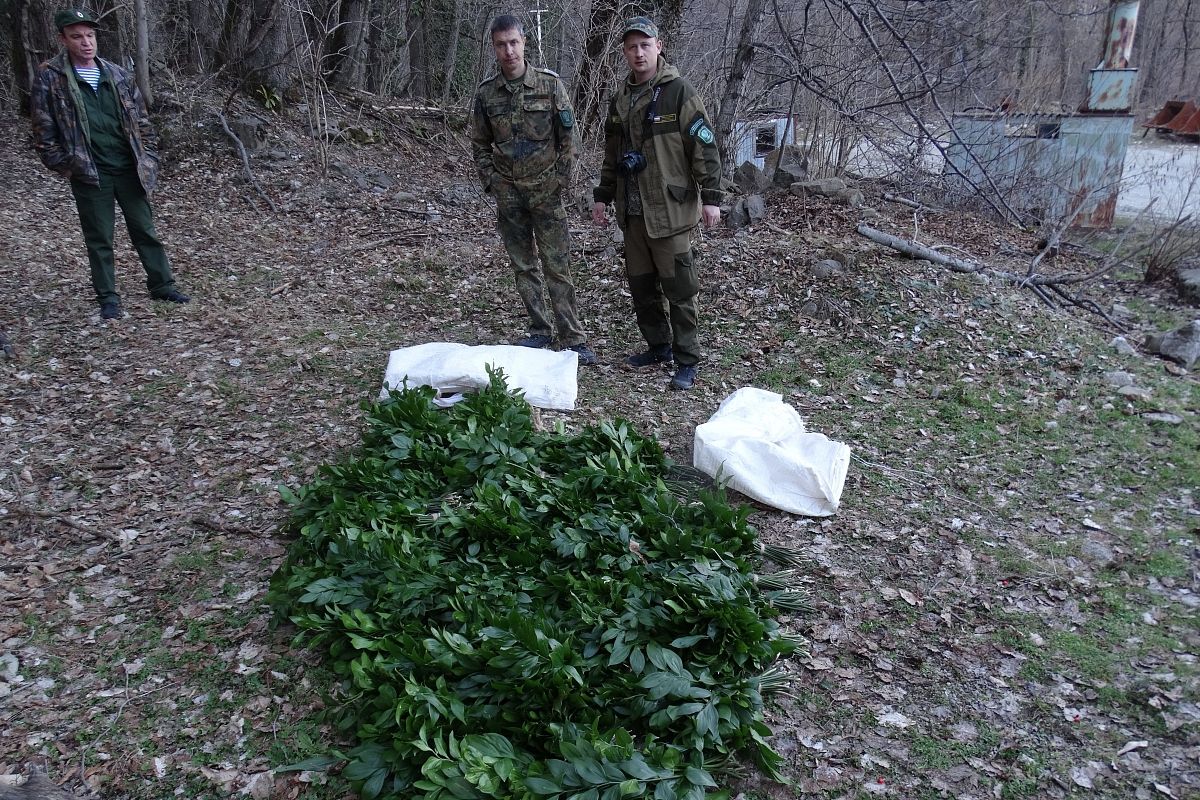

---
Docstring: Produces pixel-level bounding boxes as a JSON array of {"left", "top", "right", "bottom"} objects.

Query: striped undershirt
[{"left": 74, "top": 65, "right": 100, "bottom": 91}]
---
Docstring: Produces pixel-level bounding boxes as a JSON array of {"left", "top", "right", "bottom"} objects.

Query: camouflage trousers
[
  {"left": 493, "top": 178, "right": 586, "bottom": 346},
  {"left": 623, "top": 215, "right": 701, "bottom": 366}
]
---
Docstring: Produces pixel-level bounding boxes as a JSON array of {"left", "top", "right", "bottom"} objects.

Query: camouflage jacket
[
  {"left": 470, "top": 64, "right": 578, "bottom": 194},
  {"left": 30, "top": 52, "right": 160, "bottom": 194},
  {"left": 593, "top": 58, "right": 725, "bottom": 238}
]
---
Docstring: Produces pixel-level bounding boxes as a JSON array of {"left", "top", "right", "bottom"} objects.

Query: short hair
[{"left": 491, "top": 15, "right": 523, "bottom": 37}]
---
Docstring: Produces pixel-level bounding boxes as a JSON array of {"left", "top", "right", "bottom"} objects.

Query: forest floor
[{"left": 1, "top": 91, "right": 1197, "bottom": 800}]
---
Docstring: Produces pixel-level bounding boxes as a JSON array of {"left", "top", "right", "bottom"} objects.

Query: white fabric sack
[
  {"left": 693, "top": 387, "right": 850, "bottom": 516},
  {"left": 380, "top": 342, "right": 578, "bottom": 410}
]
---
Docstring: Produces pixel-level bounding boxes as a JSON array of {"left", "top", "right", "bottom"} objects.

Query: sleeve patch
[
  {"left": 559, "top": 109, "right": 574, "bottom": 128},
  {"left": 689, "top": 119, "right": 715, "bottom": 145}
]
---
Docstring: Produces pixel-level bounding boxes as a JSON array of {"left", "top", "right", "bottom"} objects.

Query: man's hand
[
  {"left": 702, "top": 204, "right": 721, "bottom": 229},
  {"left": 592, "top": 202, "right": 609, "bottom": 227}
]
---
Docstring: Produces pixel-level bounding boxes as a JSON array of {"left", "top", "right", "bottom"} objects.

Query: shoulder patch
[
  {"left": 688, "top": 117, "right": 715, "bottom": 145},
  {"left": 559, "top": 108, "right": 574, "bottom": 128}
]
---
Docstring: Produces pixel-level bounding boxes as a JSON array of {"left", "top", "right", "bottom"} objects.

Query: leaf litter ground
[{"left": 0, "top": 100, "right": 1196, "bottom": 800}]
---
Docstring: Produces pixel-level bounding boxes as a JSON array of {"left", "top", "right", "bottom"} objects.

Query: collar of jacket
[
  {"left": 494, "top": 62, "right": 539, "bottom": 92},
  {"left": 624, "top": 57, "right": 680, "bottom": 91},
  {"left": 46, "top": 51, "right": 118, "bottom": 77}
]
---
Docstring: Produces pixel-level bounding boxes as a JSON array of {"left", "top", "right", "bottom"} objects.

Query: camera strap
[{"left": 642, "top": 87, "right": 662, "bottom": 143}]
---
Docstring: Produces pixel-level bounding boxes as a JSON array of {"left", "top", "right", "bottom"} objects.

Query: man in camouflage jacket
[
  {"left": 470, "top": 14, "right": 596, "bottom": 365},
  {"left": 592, "top": 16, "right": 725, "bottom": 391},
  {"left": 31, "top": 7, "right": 188, "bottom": 320}
]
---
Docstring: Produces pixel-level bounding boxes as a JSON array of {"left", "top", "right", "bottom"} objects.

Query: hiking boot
[
  {"left": 669, "top": 364, "right": 698, "bottom": 390},
  {"left": 516, "top": 333, "right": 553, "bottom": 349},
  {"left": 100, "top": 302, "right": 123, "bottom": 320},
  {"left": 568, "top": 343, "right": 598, "bottom": 366},
  {"left": 156, "top": 289, "right": 191, "bottom": 304},
  {"left": 625, "top": 345, "right": 673, "bottom": 367}
]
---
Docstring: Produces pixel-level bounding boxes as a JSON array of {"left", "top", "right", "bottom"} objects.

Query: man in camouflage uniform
[
  {"left": 592, "top": 16, "right": 724, "bottom": 390},
  {"left": 470, "top": 14, "right": 596, "bottom": 365},
  {"left": 31, "top": 7, "right": 189, "bottom": 321}
]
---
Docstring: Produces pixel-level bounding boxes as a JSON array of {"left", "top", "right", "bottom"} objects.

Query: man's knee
[{"left": 661, "top": 248, "right": 699, "bottom": 302}]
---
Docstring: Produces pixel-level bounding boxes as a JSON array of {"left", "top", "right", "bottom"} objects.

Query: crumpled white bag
[
  {"left": 693, "top": 387, "right": 850, "bottom": 516},
  {"left": 379, "top": 342, "right": 579, "bottom": 410}
]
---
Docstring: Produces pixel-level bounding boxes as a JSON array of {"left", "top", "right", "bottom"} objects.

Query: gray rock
[
  {"left": 1103, "top": 370, "right": 1135, "bottom": 387},
  {"left": 726, "top": 198, "right": 750, "bottom": 230},
  {"left": 1110, "top": 336, "right": 1137, "bottom": 356},
  {"left": 1117, "top": 385, "right": 1153, "bottom": 402},
  {"left": 860, "top": 207, "right": 882, "bottom": 221},
  {"left": 1079, "top": 540, "right": 1115, "bottom": 569},
  {"left": 733, "top": 161, "right": 770, "bottom": 193},
  {"left": 792, "top": 177, "right": 848, "bottom": 196},
  {"left": 228, "top": 114, "right": 267, "bottom": 151},
  {"left": 1143, "top": 412, "right": 1183, "bottom": 425},
  {"left": 1145, "top": 320, "right": 1200, "bottom": 370},
  {"left": 809, "top": 259, "right": 844, "bottom": 280},
  {"left": 745, "top": 194, "right": 767, "bottom": 222},
  {"left": 772, "top": 161, "right": 807, "bottom": 189},
  {"left": 394, "top": 191, "right": 418, "bottom": 204},
  {"left": 0, "top": 771, "right": 75, "bottom": 799},
  {"left": 1176, "top": 269, "right": 1200, "bottom": 306},
  {"left": 790, "top": 178, "right": 864, "bottom": 207}
]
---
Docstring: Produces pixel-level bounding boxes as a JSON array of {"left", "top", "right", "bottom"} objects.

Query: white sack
[
  {"left": 380, "top": 342, "right": 578, "bottom": 410},
  {"left": 693, "top": 387, "right": 850, "bottom": 516}
]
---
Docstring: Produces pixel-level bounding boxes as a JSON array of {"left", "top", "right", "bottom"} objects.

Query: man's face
[
  {"left": 622, "top": 33, "right": 661, "bottom": 82},
  {"left": 60, "top": 22, "right": 98, "bottom": 67},
  {"left": 492, "top": 27, "right": 526, "bottom": 79}
]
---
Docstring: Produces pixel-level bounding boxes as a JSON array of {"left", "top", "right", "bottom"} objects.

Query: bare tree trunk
[
  {"left": 406, "top": 0, "right": 426, "bottom": 97},
  {"left": 574, "top": 0, "right": 620, "bottom": 137},
  {"left": 133, "top": 0, "right": 152, "bottom": 105},
  {"left": 439, "top": 0, "right": 464, "bottom": 105},
  {"left": 715, "top": 0, "right": 767, "bottom": 176},
  {"left": 330, "top": 0, "right": 371, "bottom": 88}
]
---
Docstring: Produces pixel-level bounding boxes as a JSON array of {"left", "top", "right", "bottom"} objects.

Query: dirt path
[{"left": 1, "top": 106, "right": 1197, "bottom": 800}]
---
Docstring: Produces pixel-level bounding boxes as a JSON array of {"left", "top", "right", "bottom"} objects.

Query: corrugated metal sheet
[{"left": 945, "top": 113, "right": 1134, "bottom": 228}]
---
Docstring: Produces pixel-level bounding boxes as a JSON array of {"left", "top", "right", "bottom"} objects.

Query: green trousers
[
  {"left": 70, "top": 170, "right": 176, "bottom": 305},
  {"left": 493, "top": 179, "right": 587, "bottom": 346},
  {"left": 623, "top": 216, "right": 701, "bottom": 366}
]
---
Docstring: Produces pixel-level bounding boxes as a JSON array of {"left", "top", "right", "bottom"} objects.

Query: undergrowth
[{"left": 268, "top": 373, "right": 808, "bottom": 800}]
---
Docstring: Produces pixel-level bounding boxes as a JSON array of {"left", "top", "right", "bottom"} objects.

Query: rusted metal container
[
  {"left": 1165, "top": 102, "right": 1200, "bottom": 135},
  {"left": 1084, "top": 68, "right": 1139, "bottom": 113}
]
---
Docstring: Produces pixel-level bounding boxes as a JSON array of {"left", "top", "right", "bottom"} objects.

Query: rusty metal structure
[
  {"left": 1143, "top": 100, "right": 1200, "bottom": 137},
  {"left": 945, "top": 0, "right": 1139, "bottom": 228}
]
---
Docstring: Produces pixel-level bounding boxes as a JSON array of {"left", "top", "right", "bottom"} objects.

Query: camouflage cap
[
  {"left": 54, "top": 8, "right": 99, "bottom": 30},
  {"left": 622, "top": 16, "right": 659, "bottom": 40}
]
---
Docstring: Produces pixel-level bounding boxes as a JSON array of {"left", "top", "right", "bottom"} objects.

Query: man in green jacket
[
  {"left": 470, "top": 14, "right": 596, "bottom": 366},
  {"left": 31, "top": 7, "right": 189, "bottom": 321},
  {"left": 592, "top": 16, "right": 724, "bottom": 391}
]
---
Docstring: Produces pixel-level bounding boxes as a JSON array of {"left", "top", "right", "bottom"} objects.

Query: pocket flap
[{"left": 666, "top": 183, "right": 697, "bottom": 203}]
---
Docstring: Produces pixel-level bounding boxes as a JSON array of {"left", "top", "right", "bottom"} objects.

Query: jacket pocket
[
  {"left": 521, "top": 99, "right": 553, "bottom": 140},
  {"left": 666, "top": 183, "right": 697, "bottom": 204},
  {"left": 487, "top": 102, "right": 513, "bottom": 142}
]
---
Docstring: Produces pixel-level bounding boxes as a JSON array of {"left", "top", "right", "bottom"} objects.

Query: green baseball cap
[
  {"left": 54, "top": 8, "right": 99, "bottom": 31},
  {"left": 622, "top": 16, "right": 659, "bottom": 39}
]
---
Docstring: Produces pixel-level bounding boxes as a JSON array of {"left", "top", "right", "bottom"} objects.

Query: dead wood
[{"left": 216, "top": 111, "right": 279, "bottom": 214}]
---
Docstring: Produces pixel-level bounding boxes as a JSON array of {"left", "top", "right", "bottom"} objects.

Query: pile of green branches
[{"left": 269, "top": 375, "right": 808, "bottom": 800}]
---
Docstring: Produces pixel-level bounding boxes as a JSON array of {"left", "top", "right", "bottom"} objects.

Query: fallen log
[{"left": 856, "top": 224, "right": 982, "bottom": 273}]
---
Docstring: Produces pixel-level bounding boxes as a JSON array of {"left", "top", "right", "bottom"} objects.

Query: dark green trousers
[
  {"left": 623, "top": 215, "right": 702, "bottom": 366},
  {"left": 71, "top": 170, "right": 175, "bottom": 305}
]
